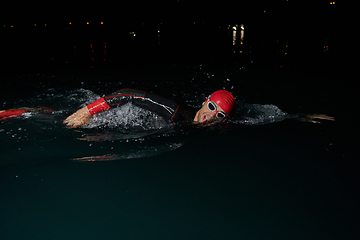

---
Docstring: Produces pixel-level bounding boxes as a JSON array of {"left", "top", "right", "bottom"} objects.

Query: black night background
[
  {"left": 1, "top": 2, "right": 358, "bottom": 240},
  {"left": 1, "top": 1, "right": 350, "bottom": 118}
]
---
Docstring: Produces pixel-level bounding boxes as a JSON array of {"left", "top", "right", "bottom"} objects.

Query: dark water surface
[{"left": 1, "top": 16, "right": 358, "bottom": 240}]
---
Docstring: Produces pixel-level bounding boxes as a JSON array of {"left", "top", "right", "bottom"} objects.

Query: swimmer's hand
[
  {"left": 301, "top": 114, "right": 335, "bottom": 124},
  {"left": 63, "top": 107, "right": 92, "bottom": 128}
]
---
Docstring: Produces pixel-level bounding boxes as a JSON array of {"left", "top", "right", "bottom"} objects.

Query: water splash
[
  {"left": 233, "top": 103, "right": 287, "bottom": 125},
  {"left": 86, "top": 103, "right": 169, "bottom": 130}
]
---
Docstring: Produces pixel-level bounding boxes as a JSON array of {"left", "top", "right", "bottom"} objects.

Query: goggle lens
[
  {"left": 207, "top": 101, "right": 217, "bottom": 111},
  {"left": 216, "top": 111, "right": 226, "bottom": 119}
]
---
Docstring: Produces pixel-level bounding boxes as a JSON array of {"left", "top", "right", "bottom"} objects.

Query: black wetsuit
[{"left": 103, "top": 89, "right": 197, "bottom": 125}]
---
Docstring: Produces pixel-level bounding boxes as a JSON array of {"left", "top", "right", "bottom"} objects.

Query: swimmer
[
  {"left": 63, "top": 89, "right": 236, "bottom": 128},
  {"left": 1, "top": 89, "right": 334, "bottom": 126}
]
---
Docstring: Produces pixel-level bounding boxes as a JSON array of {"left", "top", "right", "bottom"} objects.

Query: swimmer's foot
[{"left": 302, "top": 114, "right": 335, "bottom": 124}]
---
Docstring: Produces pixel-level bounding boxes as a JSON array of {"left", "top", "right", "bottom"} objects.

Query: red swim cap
[{"left": 209, "top": 90, "right": 235, "bottom": 114}]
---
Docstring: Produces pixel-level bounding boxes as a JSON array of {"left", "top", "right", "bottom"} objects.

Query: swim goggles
[{"left": 206, "top": 99, "right": 227, "bottom": 119}]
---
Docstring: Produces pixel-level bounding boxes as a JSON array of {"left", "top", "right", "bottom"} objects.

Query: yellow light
[
  {"left": 87, "top": 22, "right": 90, "bottom": 25},
  {"left": 101, "top": 22, "right": 104, "bottom": 25}
]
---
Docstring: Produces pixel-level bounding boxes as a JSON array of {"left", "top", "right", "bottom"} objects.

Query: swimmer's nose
[{"left": 209, "top": 111, "right": 216, "bottom": 117}]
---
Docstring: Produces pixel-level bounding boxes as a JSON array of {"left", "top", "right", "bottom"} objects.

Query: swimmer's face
[{"left": 194, "top": 101, "right": 226, "bottom": 124}]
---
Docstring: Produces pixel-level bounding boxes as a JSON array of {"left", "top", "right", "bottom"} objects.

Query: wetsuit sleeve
[{"left": 87, "top": 89, "right": 182, "bottom": 124}]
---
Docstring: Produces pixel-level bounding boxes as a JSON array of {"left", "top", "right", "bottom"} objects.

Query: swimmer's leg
[
  {"left": 0, "top": 107, "right": 55, "bottom": 120},
  {"left": 297, "top": 114, "right": 335, "bottom": 124},
  {"left": 0, "top": 109, "right": 30, "bottom": 120}
]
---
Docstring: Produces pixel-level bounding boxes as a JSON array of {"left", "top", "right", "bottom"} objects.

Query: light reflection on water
[{"left": 73, "top": 142, "right": 184, "bottom": 161}]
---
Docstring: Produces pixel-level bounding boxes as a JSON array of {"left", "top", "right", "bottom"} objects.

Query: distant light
[
  {"left": 69, "top": 22, "right": 72, "bottom": 25},
  {"left": 34, "top": 24, "right": 37, "bottom": 27},
  {"left": 264, "top": 10, "right": 267, "bottom": 13},
  {"left": 44, "top": 24, "right": 47, "bottom": 27},
  {"left": 330, "top": 1, "right": 335, "bottom": 4},
  {"left": 87, "top": 22, "right": 90, "bottom": 25},
  {"left": 101, "top": 22, "right": 104, "bottom": 25},
  {"left": 10, "top": 25, "right": 14, "bottom": 28}
]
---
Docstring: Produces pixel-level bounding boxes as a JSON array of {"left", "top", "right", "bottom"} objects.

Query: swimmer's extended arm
[{"left": 64, "top": 88, "right": 181, "bottom": 127}]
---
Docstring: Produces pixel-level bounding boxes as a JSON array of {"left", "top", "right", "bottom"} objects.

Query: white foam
[{"left": 234, "top": 103, "right": 287, "bottom": 125}]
